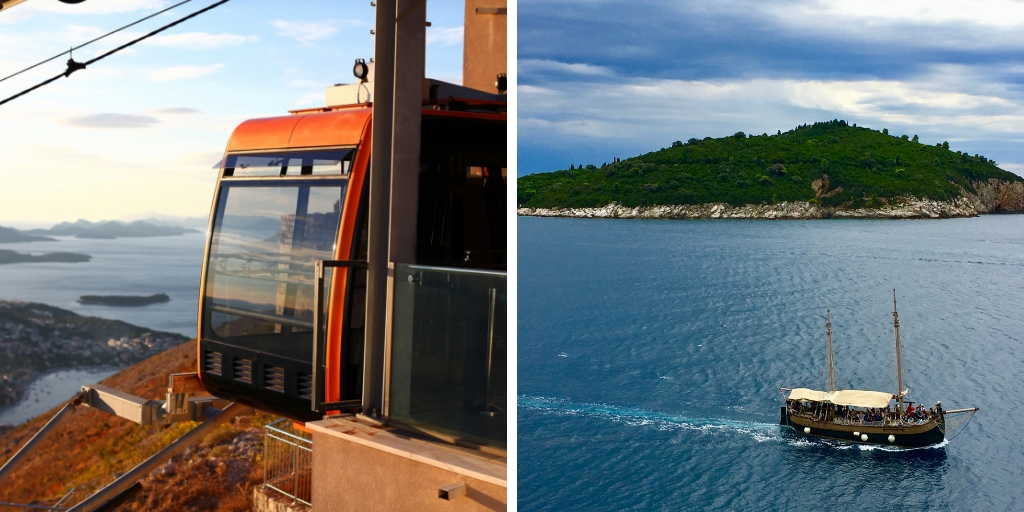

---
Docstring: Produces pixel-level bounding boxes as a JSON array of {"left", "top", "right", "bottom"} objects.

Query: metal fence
[{"left": 263, "top": 418, "right": 313, "bottom": 505}]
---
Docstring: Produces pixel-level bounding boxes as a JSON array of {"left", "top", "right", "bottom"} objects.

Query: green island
[
  {"left": 518, "top": 120, "right": 1024, "bottom": 217},
  {"left": 0, "top": 249, "right": 90, "bottom": 264},
  {"left": 77, "top": 293, "right": 171, "bottom": 307}
]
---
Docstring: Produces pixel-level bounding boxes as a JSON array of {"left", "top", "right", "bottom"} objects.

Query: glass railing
[{"left": 388, "top": 264, "right": 507, "bottom": 451}]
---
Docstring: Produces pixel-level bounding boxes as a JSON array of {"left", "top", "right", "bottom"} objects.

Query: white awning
[
  {"left": 828, "top": 390, "right": 894, "bottom": 409},
  {"left": 787, "top": 388, "right": 830, "bottom": 402}
]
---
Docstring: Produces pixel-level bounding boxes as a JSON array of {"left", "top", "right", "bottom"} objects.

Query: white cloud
[
  {"left": 64, "top": 113, "right": 160, "bottom": 128},
  {"left": 0, "top": 8, "right": 33, "bottom": 24},
  {"left": 294, "top": 92, "right": 324, "bottom": 107},
  {"left": 519, "top": 68, "right": 1024, "bottom": 148},
  {"left": 751, "top": 0, "right": 1024, "bottom": 50},
  {"left": 150, "top": 107, "right": 201, "bottom": 115},
  {"left": 148, "top": 63, "right": 224, "bottom": 82},
  {"left": 427, "top": 27, "right": 463, "bottom": 46},
  {"left": 519, "top": 59, "right": 614, "bottom": 77},
  {"left": 146, "top": 33, "right": 259, "bottom": 50},
  {"left": 270, "top": 20, "right": 341, "bottom": 43}
]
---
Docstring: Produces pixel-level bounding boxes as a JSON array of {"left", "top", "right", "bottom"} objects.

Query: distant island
[
  {"left": 78, "top": 293, "right": 170, "bottom": 307},
  {"left": 23, "top": 219, "right": 199, "bottom": 239},
  {"left": 0, "top": 226, "right": 56, "bottom": 244},
  {"left": 518, "top": 120, "right": 1024, "bottom": 219},
  {"left": 0, "top": 250, "right": 90, "bottom": 264}
]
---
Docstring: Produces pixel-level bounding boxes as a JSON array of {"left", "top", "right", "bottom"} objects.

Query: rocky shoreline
[{"left": 518, "top": 178, "right": 1024, "bottom": 220}]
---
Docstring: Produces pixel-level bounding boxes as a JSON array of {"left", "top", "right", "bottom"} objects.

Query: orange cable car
[{"left": 196, "top": 83, "right": 506, "bottom": 421}]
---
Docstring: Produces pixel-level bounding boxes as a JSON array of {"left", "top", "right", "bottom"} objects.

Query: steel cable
[{"left": 0, "top": 0, "right": 230, "bottom": 107}]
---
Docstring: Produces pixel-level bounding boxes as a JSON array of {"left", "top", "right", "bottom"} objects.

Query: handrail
[
  {"left": 311, "top": 259, "right": 368, "bottom": 412},
  {"left": 209, "top": 304, "right": 314, "bottom": 330}
]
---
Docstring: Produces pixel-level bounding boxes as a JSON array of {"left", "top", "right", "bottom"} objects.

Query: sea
[
  {"left": 0, "top": 233, "right": 206, "bottom": 337},
  {"left": 518, "top": 215, "right": 1024, "bottom": 511},
  {"left": 0, "top": 233, "right": 205, "bottom": 425}
]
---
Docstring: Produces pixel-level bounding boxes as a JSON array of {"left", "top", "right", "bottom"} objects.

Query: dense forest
[{"left": 518, "top": 120, "right": 1023, "bottom": 209}]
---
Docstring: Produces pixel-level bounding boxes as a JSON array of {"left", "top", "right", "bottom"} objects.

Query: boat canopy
[
  {"left": 788, "top": 388, "right": 894, "bottom": 408},
  {"left": 828, "top": 390, "right": 894, "bottom": 408},
  {"left": 787, "top": 388, "right": 830, "bottom": 402}
]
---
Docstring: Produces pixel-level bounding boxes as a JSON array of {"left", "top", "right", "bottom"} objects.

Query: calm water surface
[
  {"left": 0, "top": 233, "right": 205, "bottom": 337},
  {"left": 518, "top": 215, "right": 1024, "bottom": 511},
  {"left": 0, "top": 367, "right": 117, "bottom": 426}
]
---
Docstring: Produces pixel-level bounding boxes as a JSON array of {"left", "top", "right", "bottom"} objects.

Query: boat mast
[
  {"left": 826, "top": 309, "right": 835, "bottom": 392},
  {"left": 893, "top": 290, "right": 904, "bottom": 412}
]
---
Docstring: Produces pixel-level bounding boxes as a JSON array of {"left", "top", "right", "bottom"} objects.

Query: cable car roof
[{"left": 226, "top": 107, "right": 372, "bottom": 153}]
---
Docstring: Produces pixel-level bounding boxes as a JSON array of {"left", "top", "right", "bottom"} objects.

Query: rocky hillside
[
  {"left": 0, "top": 340, "right": 276, "bottom": 511},
  {"left": 518, "top": 120, "right": 1024, "bottom": 219}
]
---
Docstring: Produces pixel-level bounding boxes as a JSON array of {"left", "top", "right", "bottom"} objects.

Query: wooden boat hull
[{"left": 780, "top": 407, "right": 944, "bottom": 448}]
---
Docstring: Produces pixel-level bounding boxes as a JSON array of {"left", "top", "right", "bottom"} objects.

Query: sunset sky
[
  {"left": 518, "top": 0, "right": 1024, "bottom": 179},
  {"left": 0, "top": 0, "right": 465, "bottom": 227}
]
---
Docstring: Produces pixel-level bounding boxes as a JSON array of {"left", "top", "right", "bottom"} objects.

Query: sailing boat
[{"left": 779, "top": 291, "right": 978, "bottom": 448}]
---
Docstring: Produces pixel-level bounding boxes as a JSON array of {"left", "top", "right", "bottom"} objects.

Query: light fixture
[{"left": 353, "top": 59, "right": 369, "bottom": 82}]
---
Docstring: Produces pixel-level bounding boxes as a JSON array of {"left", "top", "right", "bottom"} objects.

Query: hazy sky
[
  {"left": 0, "top": 0, "right": 465, "bottom": 227},
  {"left": 518, "top": 0, "right": 1024, "bottom": 178}
]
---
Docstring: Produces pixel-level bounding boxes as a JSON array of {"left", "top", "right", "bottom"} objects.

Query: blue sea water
[
  {"left": 0, "top": 233, "right": 206, "bottom": 337},
  {"left": 518, "top": 216, "right": 1024, "bottom": 511}
]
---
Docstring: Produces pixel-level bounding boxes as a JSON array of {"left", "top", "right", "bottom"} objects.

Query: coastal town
[{"left": 0, "top": 300, "right": 187, "bottom": 410}]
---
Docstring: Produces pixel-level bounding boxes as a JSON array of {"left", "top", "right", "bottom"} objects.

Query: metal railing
[{"left": 263, "top": 419, "right": 313, "bottom": 505}]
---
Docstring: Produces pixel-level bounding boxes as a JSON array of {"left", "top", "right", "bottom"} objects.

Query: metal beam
[
  {"left": 80, "top": 384, "right": 231, "bottom": 426},
  {"left": 363, "top": 0, "right": 397, "bottom": 419},
  {"left": 68, "top": 402, "right": 251, "bottom": 512},
  {"left": 0, "top": 399, "right": 78, "bottom": 483}
]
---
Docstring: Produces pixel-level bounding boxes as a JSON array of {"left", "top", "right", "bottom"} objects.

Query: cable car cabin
[{"left": 197, "top": 95, "right": 506, "bottom": 421}]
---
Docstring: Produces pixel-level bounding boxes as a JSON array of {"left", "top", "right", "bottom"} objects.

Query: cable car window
[
  {"left": 223, "top": 149, "right": 353, "bottom": 177},
  {"left": 203, "top": 180, "right": 347, "bottom": 362}
]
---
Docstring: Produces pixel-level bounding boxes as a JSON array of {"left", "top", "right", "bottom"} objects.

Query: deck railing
[{"left": 263, "top": 418, "right": 312, "bottom": 505}]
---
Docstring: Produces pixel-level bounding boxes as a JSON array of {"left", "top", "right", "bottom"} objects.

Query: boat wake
[
  {"left": 519, "top": 395, "right": 785, "bottom": 443},
  {"left": 519, "top": 396, "right": 951, "bottom": 451}
]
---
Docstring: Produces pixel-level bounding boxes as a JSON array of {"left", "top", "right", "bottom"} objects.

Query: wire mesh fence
[{"left": 263, "top": 418, "right": 313, "bottom": 505}]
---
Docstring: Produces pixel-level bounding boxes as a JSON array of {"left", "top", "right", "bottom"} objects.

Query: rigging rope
[
  {"left": 0, "top": 0, "right": 229, "bottom": 107},
  {"left": 0, "top": 0, "right": 193, "bottom": 85},
  {"left": 943, "top": 410, "right": 977, "bottom": 443}
]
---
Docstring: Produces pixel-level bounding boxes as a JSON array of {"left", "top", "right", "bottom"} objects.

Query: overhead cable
[
  {"left": 0, "top": 0, "right": 193, "bottom": 85},
  {"left": 0, "top": 0, "right": 230, "bottom": 107}
]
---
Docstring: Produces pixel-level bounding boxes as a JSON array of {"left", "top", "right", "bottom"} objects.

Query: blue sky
[
  {"left": 0, "top": 0, "right": 465, "bottom": 226},
  {"left": 518, "top": 0, "right": 1024, "bottom": 177}
]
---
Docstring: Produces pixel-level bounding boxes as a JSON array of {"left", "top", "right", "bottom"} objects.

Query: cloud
[
  {"left": 64, "top": 113, "right": 160, "bottom": 129},
  {"left": 427, "top": 27, "right": 463, "bottom": 46},
  {"left": 151, "top": 107, "right": 201, "bottom": 115},
  {"left": 270, "top": 20, "right": 342, "bottom": 43},
  {"left": 148, "top": 63, "right": 224, "bottom": 82},
  {"left": 294, "top": 92, "right": 324, "bottom": 107},
  {"left": 0, "top": 9, "right": 33, "bottom": 24},
  {"left": 519, "top": 59, "right": 614, "bottom": 77},
  {"left": 146, "top": 33, "right": 259, "bottom": 50},
  {"left": 519, "top": 70, "right": 1024, "bottom": 169}
]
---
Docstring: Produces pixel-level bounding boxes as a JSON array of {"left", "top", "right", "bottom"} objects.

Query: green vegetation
[
  {"left": 0, "top": 249, "right": 90, "bottom": 264},
  {"left": 518, "top": 120, "right": 1023, "bottom": 209}
]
